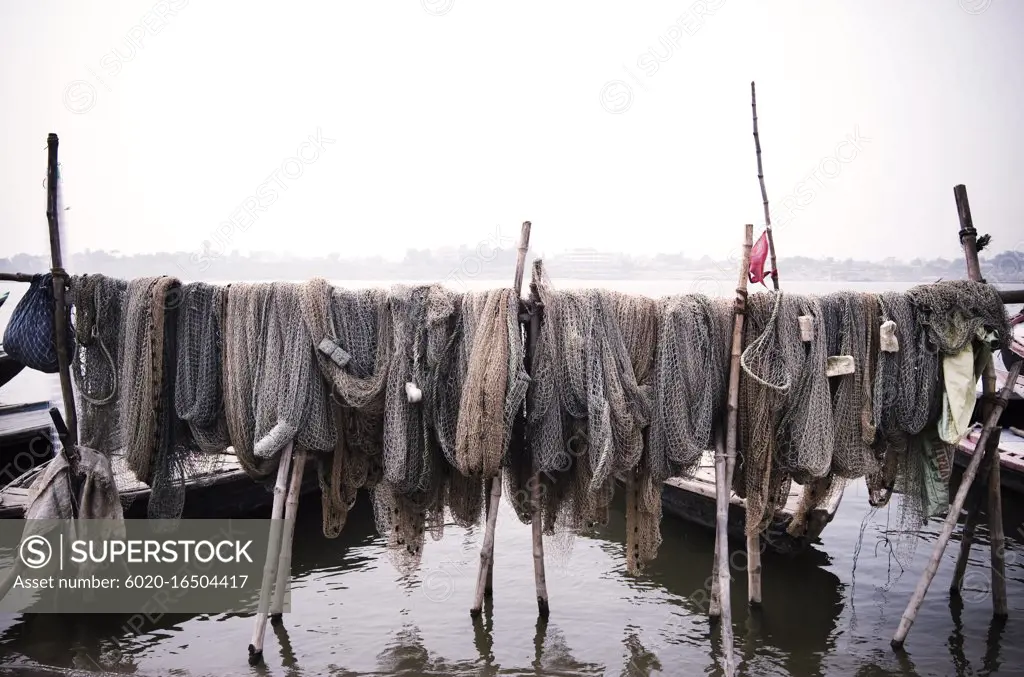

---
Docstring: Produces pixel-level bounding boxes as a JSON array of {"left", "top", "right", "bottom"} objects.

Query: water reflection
[{"left": 0, "top": 484, "right": 1021, "bottom": 675}]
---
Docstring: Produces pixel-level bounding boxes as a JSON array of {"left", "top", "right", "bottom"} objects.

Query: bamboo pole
[
  {"left": 248, "top": 441, "right": 294, "bottom": 666},
  {"left": 712, "top": 223, "right": 753, "bottom": 676},
  {"left": 986, "top": 364, "right": 1008, "bottom": 618},
  {"left": 44, "top": 134, "right": 78, "bottom": 451},
  {"left": 751, "top": 82, "right": 779, "bottom": 291},
  {"left": 945, "top": 183, "right": 1008, "bottom": 617},
  {"left": 271, "top": 448, "right": 308, "bottom": 624},
  {"left": 0, "top": 272, "right": 37, "bottom": 283},
  {"left": 891, "top": 358, "right": 1022, "bottom": 650},
  {"left": 953, "top": 185, "right": 983, "bottom": 282},
  {"left": 471, "top": 221, "right": 532, "bottom": 617},
  {"left": 527, "top": 284, "right": 549, "bottom": 618}
]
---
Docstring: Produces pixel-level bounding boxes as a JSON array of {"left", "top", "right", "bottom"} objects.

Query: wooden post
[
  {"left": 891, "top": 359, "right": 1022, "bottom": 650},
  {"left": 44, "top": 134, "right": 78, "bottom": 451},
  {"left": 271, "top": 448, "right": 308, "bottom": 624},
  {"left": 248, "top": 441, "right": 294, "bottom": 666},
  {"left": 712, "top": 223, "right": 753, "bottom": 676},
  {"left": 953, "top": 185, "right": 983, "bottom": 283},
  {"left": 751, "top": 82, "right": 779, "bottom": 291},
  {"left": 527, "top": 284, "right": 549, "bottom": 618},
  {"left": 985, "top": 362, "right": 1008, "bottom": 618},
  {"left": 946, "top": 183, "right": 1008, "bottom": 617},
  {"left": 471, "top": 221, "right": 532, "bottom": 617}
]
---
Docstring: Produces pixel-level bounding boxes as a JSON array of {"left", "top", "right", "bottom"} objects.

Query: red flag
[{"left": 749, "top": 230, "right": 773, "bottom": 286}]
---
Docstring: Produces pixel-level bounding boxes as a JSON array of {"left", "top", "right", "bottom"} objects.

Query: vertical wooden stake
[
  {"left": 271, "top": 448, "right": 308, "bottom": 624},
  {"left": 985, "top": 362, "right": 1008, "bottom": 617},
  {"left": 249, "top": 441, "right": 294, "bottom": 666},
  {"left": 747, "top": 534, "right": 762, "bottom": 606},
  {"left": 44, "top": 134, "right": 78, "bottom": 452},
  {"left": 526, "top": 287, "right": 549, "bottom": 618},
  {"left": 713, "top": 223, "right": 753, "bottom": 677},
  {"left": 891, "top": 359, "right": 1022, "bottom": 650},
  {"left": 946, "top": 183, "right": 1008, "bottom": 618},
  {"left": 471, "top": 221, "right": 532, "bottom": 617}
]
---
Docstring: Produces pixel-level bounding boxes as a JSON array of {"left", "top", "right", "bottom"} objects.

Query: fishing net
[
  {"left": 70, "top": 274, "right": 128, "bottom": 454},
  {"left": 223, "top": 282, "right": 336, "bottom": 482},
  {"left": 174, "top": 282, "right": 229, "bottom": 453},
  {"left": 820, "top": 292, "right": 878, "bottom": 479},
  {"left": 525, "top": 261, "right": 658, "bottom": 569},
  {"left": 736, "top": 291, "right": 790, "bottom": 536},
  {"left": 301, "top": 279, "right": 389, "bottom": 536},
  {"left": 115, "top": 276, "right": 219, "bottom": 518},
  {"left": 906, "top": 280, "right": 1010, "bottom": 354}
]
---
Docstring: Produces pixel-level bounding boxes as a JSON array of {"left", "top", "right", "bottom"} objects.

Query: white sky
[{"left": 1, "top": 0, "right": 1021, "bottom": 263}]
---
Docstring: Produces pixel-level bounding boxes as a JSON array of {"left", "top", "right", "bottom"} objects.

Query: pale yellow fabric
[{"left": 939, "top": 327, "right": 995, "bottom": 444}]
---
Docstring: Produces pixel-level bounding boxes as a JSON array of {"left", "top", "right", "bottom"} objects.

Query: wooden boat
[
  {"left": 0, "top": 401, "right": 54, "bottom": 487},
  {"left": 661, "top": 451, "right": 843, "bottom": 555},
  {"left": 0, "top": 448, "right": 319, "bottom": 519}
]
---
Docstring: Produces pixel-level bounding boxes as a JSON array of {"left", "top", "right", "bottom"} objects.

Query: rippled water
[
  {"left": 0, "top": 487, "right": 1022, "bottom": 676},
  {"left": 1, "top": 279, "right": 1022, "bottom": 675}
]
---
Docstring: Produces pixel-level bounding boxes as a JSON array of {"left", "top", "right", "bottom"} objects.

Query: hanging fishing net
[
  {"left": 223, "top": 282, "right": 336, "bottom": 482},
  {"left": 70, "top": 274, "right": 128, "bottom": 455},
  {"left": 174, "top": 282, "right": 230, "bottom": 453}
]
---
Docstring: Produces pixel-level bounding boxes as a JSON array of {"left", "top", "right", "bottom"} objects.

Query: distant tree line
[{"left": 1, "top": 248, "right": 1022, "bottom": 284}]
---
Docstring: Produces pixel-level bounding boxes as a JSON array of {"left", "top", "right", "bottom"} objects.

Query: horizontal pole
[
  {"left": 0, "top": 272, "right": 37, "bottom": 283},
  {"left": 999, "top": 288, "right": 1024, "bottom": 304}
]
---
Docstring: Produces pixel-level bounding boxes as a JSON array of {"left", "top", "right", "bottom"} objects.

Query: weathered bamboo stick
[
  {"left": 891, "top": 358, "right": 1022, "bottom": 650},
  {"left": 44, "top": 134, "right": 78, "bottom": 451},
  {"left": 0, "top": 272, "right": 37, "bottom": 283},
  {"left": 747, "top": 533, "right": 762, "bottom": 606},
  {"left": 625, "top": 469, "right": 639, "bottom": 575},
  {"left": 986, "top": 364, "right": 1008, "bottom": 618},
  {"left": 953, "top": 185, "right": 984, "bottom": 282},
  {"left": 271, "top": 448, "right": 308, "bottom": 624},
  {"left": 713, "top": 223, "right": 753, "bottom": 676},
  {"left": 248, "top": 441, "right": 294, "bottom": 666},
  {"left": 709, "top": 430, "right": 725, "bottom": 619},
  {"left": 471, "top": 220, "right": 532, "bottom": 617},
  {"left": 526, "top": 287, "right": 549, "bottom": 618},
  {"left": 945, "top": 183, "right": 1008, "bottom": 617},
  {"left": 751, "top": 82, "right": 779, "bottom": 291}
]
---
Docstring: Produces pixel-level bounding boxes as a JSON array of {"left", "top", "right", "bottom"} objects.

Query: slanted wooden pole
[
  {"left": 712, "top": 223, "right": 752, "bottom": 676},
  {"left": 249, "top": 441, "right": 294, "bottom": 666},
  {"left": 526, "top": 282, "right": 549, "bottom": 618},
  {"left": 471, "top": 221, "right": 532, "bottom": 617},
  {"left": 271, "top": 448, "right": 308, "bottom": 624},
  {"left": 751, "top": 82, "right": 779, "bottom": 291},
  {"left": 891, "top": 359, "right": 1022, "bottom": 650},
  {"left": 946, "top": 183, "right": 1008, "bottom": 617},
  {"left": 44, "top": 134, "right": 78, "bottom": 451}
]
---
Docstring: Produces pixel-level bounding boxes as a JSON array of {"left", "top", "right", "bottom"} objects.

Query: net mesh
[{"left": 53, "top": 272, "right": 1011, "bottom": 574}]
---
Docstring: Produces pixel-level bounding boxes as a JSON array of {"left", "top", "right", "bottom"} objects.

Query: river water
[{"left": 0, "top": 278, "right": 1021, "bottom": 676}]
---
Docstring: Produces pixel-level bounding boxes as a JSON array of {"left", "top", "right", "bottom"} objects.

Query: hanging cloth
[
  {"left": 748, "top": 230, "right": 775, "bottom": 287},
  {"left": 938, "top": 327, "right": 998, "bottom": 445}
]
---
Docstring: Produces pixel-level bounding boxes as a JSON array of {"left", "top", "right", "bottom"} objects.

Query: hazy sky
[{"left": 1, "top": 1, "right": 1021, "bottom": 265}]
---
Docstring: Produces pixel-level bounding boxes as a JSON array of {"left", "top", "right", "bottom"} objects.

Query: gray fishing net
[
  {"left": 70, "top": 274, "right": 128, "bottom": 455},
  {"left": 525, "top": 261, "right": 660, "bottom": 570},
  {"left": 174, "top": 282, "right": 229, "bottom": 453},
  {"left": 224, "top": 282, "right": 336, "bottom": 481},
  {"left": 57, "top": 270, "right": 1011, "bottom": 576}
]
